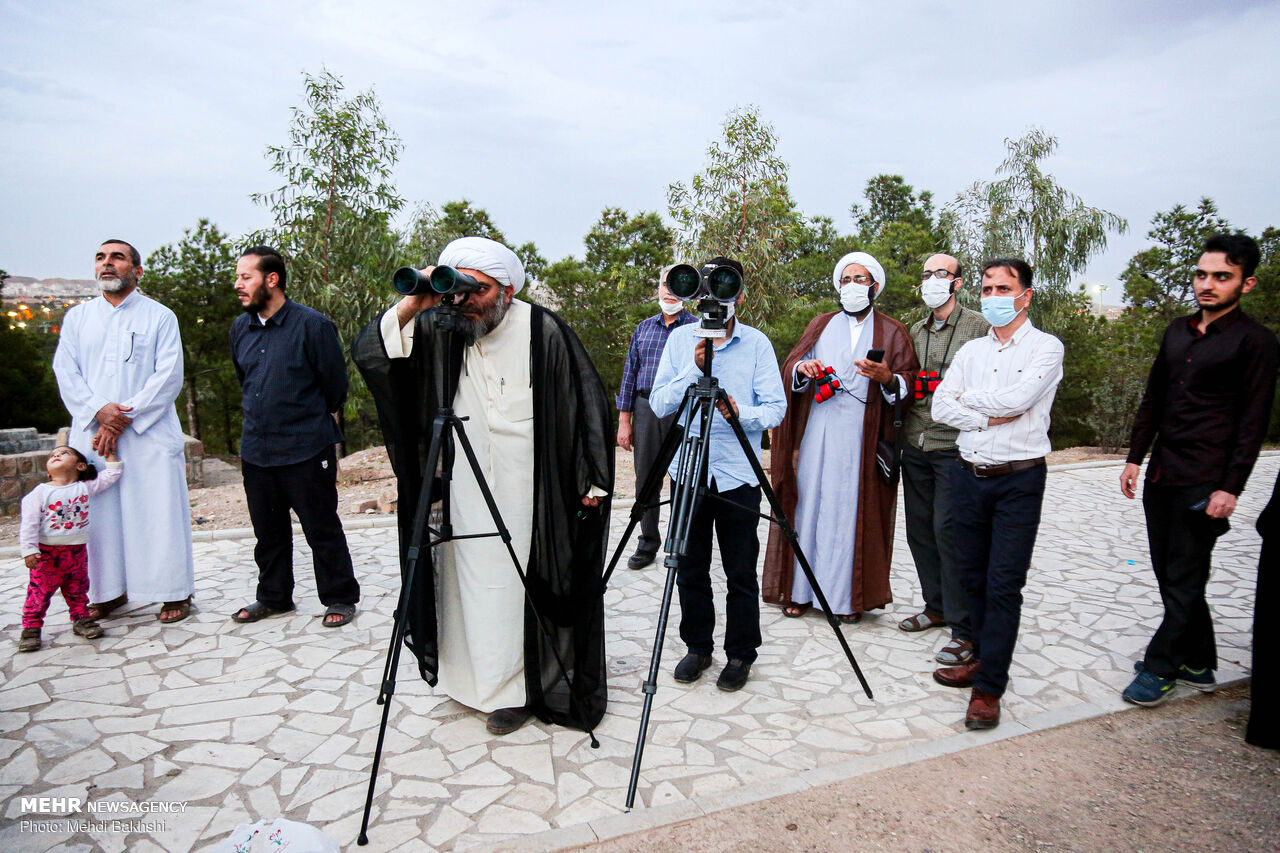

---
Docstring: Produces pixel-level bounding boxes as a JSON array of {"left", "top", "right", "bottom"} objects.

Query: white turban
[
  {"left": 832, "top": 251, "right": 886, "bottom": 298},
  {"left": 438, "top": 236, "right": 526, "bottom": 294}
]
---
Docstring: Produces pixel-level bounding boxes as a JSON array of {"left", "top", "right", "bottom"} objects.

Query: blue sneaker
[
  {"left": 1177, "top": 665, "right": 1217, "bottom": 693},
  {"left": 1133, "top": 660, "right": 1218, "bottom": 693},
  {"left": 1123, "top": 670, "right": 1176, "bottom": 707}
]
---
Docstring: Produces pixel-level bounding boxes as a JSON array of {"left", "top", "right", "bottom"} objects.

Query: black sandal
[
  {"left": 230, "top": 601, "right": 294, "bottom": 623},
  {"left": 323, "top": 603, "right": 357, "bottom": 627}
]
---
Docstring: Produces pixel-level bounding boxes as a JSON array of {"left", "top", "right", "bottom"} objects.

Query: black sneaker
[
  {"left": 716, "top": 658, "right": 751, "bottom": 692},
  {"left": 673, "top": 652, "right": 712, "bottom": 683}
]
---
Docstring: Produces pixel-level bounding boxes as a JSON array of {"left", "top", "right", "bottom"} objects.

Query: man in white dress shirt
[
  {"left": 52, "top": 239, "right": 196, "bottom": 624},
  {"left": 930, "top": 258, "right": 1064, "bottom": 730}
]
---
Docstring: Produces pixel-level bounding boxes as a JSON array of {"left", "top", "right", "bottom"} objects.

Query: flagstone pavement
[{"left": 0, "top": 455, "right": 1273, "bottom": 852}]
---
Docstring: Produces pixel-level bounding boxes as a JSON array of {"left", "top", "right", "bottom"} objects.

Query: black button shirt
[
  {"left": 1127, "top": 308, "right": 1279, "bottom": 493},
  {"left": 230, "top": 300, "right": 347, "bottom": 467}
]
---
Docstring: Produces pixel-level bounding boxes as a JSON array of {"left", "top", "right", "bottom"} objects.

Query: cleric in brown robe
[{"left": 762, "top": 251, "right": 918, "bottom": 620}]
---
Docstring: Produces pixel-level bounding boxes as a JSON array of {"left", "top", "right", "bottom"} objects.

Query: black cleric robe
[{"left": 352, "top": 302, "right": 614, "bottom": 731}]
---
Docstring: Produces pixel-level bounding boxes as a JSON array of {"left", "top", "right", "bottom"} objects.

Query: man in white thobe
[
  {"left": 355, "top": 237, "right": 613, "bottom": 736},
  {"left": 52, "top": 239, "right": 195, "bottom": 623}
]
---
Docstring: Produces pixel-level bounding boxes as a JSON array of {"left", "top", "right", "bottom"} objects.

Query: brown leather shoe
[
  {"left": 965, "top": 687, "right": 1000, "bottom": 730},
  {"left": 933, "top": 659, "right": 981, "bottom": 688}
]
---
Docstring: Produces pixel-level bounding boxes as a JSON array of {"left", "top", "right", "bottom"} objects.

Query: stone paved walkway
[{"left": 0, "top": 456, "right": 1273, "bottom": 852}]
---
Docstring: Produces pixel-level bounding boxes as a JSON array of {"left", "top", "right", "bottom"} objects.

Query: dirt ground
[
  {"left": 579, "top": 685, "right": 1279, "bottom": 853},
  {"left": 0, "top": 445, "right": 1127, "bottom": 543}
]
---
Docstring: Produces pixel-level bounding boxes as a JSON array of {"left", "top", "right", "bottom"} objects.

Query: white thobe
[
  {"left": 52, "top": 290, "right": 195, "bottom": 602},
  {"left": 789, "top": 311, "right": 881, "bottom": 613},
  {"left": 381, "top": 301, "right": 535, "bottom": 712}
]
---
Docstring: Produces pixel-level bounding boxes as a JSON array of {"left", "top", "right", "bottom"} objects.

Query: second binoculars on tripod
[
  {"left": 665, "top": 261, "right": 743, "bottom": 303},
  {"left": 392, "top": 265, "right": 485, "bottom": 297}
]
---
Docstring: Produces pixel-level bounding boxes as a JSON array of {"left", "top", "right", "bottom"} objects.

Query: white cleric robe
[
  {"left": 52, "top": 290, "right": 196, "bottom": 603},
  {"left": 789, "top": 311, "right": 876, "bottom": 614},
  {"left": 381, "top": 300, "right": 536, "bottom": 712}
]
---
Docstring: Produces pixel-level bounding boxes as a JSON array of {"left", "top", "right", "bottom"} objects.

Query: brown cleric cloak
[
  {"left": 761, "top": 310, "right": 918, "bottom": 612},
  {"left": 352, "top": 303, "right": 614, "bottom": 732}
]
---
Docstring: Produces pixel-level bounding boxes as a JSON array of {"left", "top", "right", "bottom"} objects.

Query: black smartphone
[{"left": 866, "top": 348, "right": 885, "bottom": 363}]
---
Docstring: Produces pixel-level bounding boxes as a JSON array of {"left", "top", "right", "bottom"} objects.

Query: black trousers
[
  {"left": 950, "top": 462, "right": 1047, "bottom": 697},
  {"left": 242, "top": 446, "right": 359, "bottom": 610},
  {"left": 901, "top": 445, "right": 970, "bottom": 640},
  {"left": 632, "top": 394, "right": 677, "bottom": 556},
  {"left": 1247, "top": 499, "right": 1277, "bottom": 749},
  {"left": 1140, "top": 481, "right": 1219, "bottom": 678},
  {"left": 675, "top": 481, "right": 763, "bottom": 664}
]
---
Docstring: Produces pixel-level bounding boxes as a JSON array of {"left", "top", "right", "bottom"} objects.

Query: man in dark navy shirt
[
  {"left": 1120, "top": 233, "right": 1279, "bottom": 706},
  {"left": 616, "top": 267, "right": 696, "bottom": 569},
  {"left": 229, "top": 246, "right": 360, "bottom": 627}
]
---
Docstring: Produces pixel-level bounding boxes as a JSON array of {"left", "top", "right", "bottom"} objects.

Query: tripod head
[{"left": 425, "top": 305, "right": 473, "bottom": 413}]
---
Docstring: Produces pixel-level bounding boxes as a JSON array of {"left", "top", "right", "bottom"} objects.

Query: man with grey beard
[
  {"left": 353, "top": 236, "right": 614, "bottom": 738},
  {"left": 52, "top": 239, "right": 196, "bottom": 624}
]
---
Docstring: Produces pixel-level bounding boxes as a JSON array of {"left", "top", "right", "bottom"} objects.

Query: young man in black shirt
[
  {"left": 1120, "top": 233, "right": 1279, "bottom": 706},
  {"left": 229, "top": 246, "right": 360, "bottom": 628}
]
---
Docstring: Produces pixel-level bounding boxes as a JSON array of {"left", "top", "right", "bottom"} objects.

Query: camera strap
[{"left": 920, "top": 311, "right": 959, "bottom": 389}]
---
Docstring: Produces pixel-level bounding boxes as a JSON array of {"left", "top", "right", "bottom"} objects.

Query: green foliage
[
  {"left": 1121, "top": 198, "right": 1231, "bottom": 325},
  {"left": 851, "top": 175, "right": 952, "bottom": 325},
  {"left": 667, "top": 106, "right": 808, "bottom": 337},
  {"left": 1085, "top": 314, "right": 1161, "bottom": 451},
  {"left": 252, "top": 69, "right": 406, "bottom": 449},
  {"left": 404, "top": 199, "right": 547, "bottom": 285},
  {"left": 0, "top": 271, "right": 69, "bottom": 432},
  {"left": 535, "top": 208, "right": 673, "bottom": 404},
  {"left": 945, "top": 128, "right": 1127, "bottom": 318},
  {"left": 144, "top": 219, "right": 243, "bottom": 453}
]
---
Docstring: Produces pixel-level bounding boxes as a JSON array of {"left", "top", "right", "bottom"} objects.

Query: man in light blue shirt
[{"left": 649, "top": 258, "right": 787, "bottom": 691}]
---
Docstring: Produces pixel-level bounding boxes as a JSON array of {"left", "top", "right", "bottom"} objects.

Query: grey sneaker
[{"left": 18, "top": 628, "right": 41, "bottom": 653}]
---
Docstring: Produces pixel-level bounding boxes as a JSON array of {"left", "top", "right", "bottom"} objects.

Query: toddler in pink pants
[{"left": 18, "top": 445, "right": 122, "bottom": 652}]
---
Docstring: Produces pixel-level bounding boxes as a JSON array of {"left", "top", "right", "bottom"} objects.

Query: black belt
[
  {"left": 636, "top": 390, "right": 651, "bottom": 399},
  {"left": 960, "top": 457, "right": 1045, "bottom": 478}
]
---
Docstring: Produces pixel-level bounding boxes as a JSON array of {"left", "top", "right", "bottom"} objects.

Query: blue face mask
[{"left": 981, "top": 293, "right": 1025, "bottom": 327}]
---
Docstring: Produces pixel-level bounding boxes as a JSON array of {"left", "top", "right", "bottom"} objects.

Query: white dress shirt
[{"left": 932, "top": 319, "right": 1064, "bottom": 465}]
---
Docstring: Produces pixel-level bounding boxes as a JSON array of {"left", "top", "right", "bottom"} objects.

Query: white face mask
[
  {"left": 839, "top": 283, "right": 873, "bottom": 314},
  {"left": 921, "top": 280, "right": 953, "bottom": 310},
  {"left": 658, "top": 297, "right": 683, "bottom": 316}
]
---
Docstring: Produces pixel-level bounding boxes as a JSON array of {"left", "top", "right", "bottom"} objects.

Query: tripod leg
[
  {"left": 358, "top": 418, "right": 448, "bottom": 845},
  {"left": 602, "top": 395, "right": 691, "bottom": 590},
  {"left": 718, "top": 390, "right": 874, "bottom": 700},
  {"left": 624, "top": 391, "right": 714, "bottom": 810}
]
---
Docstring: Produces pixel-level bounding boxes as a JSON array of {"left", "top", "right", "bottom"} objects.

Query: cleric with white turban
[
  {"left": 352, "top": 235, "right": 613, "bottom": 739},
  {"left": 761, "top": 246, "right": 919, "bottom": 624},
  {"left": 832, "top": 250, "right": 886, "bottom": 314},
  {"left": 439, "top": 236, "right": 526, "bottom": 294}
]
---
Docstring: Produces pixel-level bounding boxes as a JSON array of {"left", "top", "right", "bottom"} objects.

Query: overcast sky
[{"left": 3, "top": 0, "right": 1277, "bottom": 303}]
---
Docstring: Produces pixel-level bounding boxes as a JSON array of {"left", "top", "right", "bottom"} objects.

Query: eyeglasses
[
  {"left": 921, "top": 269, "right": 959, "bottom": 281},
  {"left": 840, "top": 274, "right": 874, "bottom": 285}
]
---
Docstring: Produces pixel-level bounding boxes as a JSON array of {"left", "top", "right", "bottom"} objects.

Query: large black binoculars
[
  {"left": 665, "top": 261, "right": 743, "bottom": 303},
  {"left": 392, "top": 265, "right": 485, "bottom": 297}
]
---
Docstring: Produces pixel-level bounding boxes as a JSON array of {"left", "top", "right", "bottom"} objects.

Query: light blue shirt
[{"left": 649, "top": 319, "right": 787, "bottom": 490}]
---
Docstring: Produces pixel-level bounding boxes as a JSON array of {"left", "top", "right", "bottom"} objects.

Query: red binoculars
[
  {"left": 914, "top": 369, "right": 941, "bottom": 400},
  {"left": 814, "top": 366, "right": 842, "bottom": 403}
]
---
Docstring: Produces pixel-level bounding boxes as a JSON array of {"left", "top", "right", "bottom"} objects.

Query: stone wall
[
  {"left": 0, "top": 427, "right": 56, "bottom": 455},
  {"left": 0, "top": 434, "right": 205, "bottom": 517}
]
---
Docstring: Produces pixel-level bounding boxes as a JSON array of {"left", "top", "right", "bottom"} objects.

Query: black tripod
[
  {"left": 600, "top": 337, "right": 874, "bottom": 810},
  {"left": 357, "top": 306, "right": 593, "bottom": 845}
]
